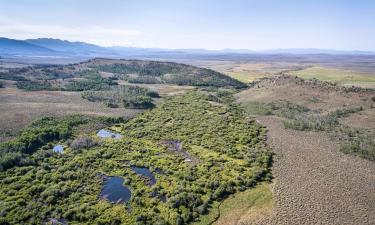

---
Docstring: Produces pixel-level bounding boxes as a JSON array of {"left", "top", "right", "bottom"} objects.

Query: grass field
[
  {"left": 289, "top": 66, "right": 375, "bottom": 88},
  {"left": 192, "top": 183, "right": 273, "bottom": 225}
]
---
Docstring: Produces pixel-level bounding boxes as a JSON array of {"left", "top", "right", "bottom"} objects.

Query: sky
[{"left": 0, "top": 0, "right": 374, "bottom": 51}]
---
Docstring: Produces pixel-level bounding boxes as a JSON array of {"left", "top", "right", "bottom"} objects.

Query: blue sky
[{"left": 0, "top": 0, "right": 374, "bottom": 50}]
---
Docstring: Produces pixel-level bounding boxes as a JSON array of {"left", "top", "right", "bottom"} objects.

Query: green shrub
[
  {"left": 16, "top": 81, "right": 55, "bottom": 91},
  {"left": 0, "top": 72, "right": 29, "bottom": 81},
  {"left": 92, "top": 61, "right": 247, "bottom": 88},
  {"left": 82, "top": 85, "right": 157, "bottom": 109},
  {"left": 0, "top": 115, "right": 121, "bottom": 171}
]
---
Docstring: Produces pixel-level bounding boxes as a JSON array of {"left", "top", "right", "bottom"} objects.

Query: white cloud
[{"left": 0, "top": 19, "right": 142, "bottom": 46}]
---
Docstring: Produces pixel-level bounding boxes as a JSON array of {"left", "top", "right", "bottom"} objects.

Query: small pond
[
  {"left": 97, "top": 129, "right": 122, "bottom": 139},
  {"left": 52, "top": 145, "right": 64, "bottom": 153},
  {"left": 100, "top": 176, "right": 131, "bottom": 204},
  {"left": 131, "top": 166, "right": 157, "bottom": 186}
]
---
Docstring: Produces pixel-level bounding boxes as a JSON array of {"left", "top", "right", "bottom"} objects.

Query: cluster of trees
[
  {"left": 93, "top": 61, "right": 187, "bottom": 76},
  {"left": 81, "top": 85, "right": 158, "bottom": 109},
  {"left": 128, "top": 76, "right": 162, "bottom": 84},
  {"left": 15, "top": 80, "right": 56, "bottom": 91},
  {"left": 5, "top": 60, "right": 247, "bottom": 94},
  {"left": 2, "top": 65, "right": 75, "bottom": 81},
  {"left": 92, "top": 61, "right": 247, "bottom": 88},
  {"left": 63, "top": 79, "right": 112, "bottom": 91},
  {"left": 0, "top": 115, "right": 123, "bottom": 171},
  {"left": 63, "top": 69, "right": 118, "bottom": 91},
  {"left": 11, "top": 67, "right": 117, "bottom": 91},
  {"left": 0, "top": 72, "right": 29, "bottom": 81}
]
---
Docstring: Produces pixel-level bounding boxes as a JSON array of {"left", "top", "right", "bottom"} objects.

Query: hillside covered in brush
[
  {"left": 87, "top": 59, "right": 246, "bottom": 88},
  {"left": 1, "top": 58, "right": 247, "bottom": 89}
]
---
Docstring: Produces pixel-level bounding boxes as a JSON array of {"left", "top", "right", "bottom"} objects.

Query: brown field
[
  {"left": 0, "top": 83, "right": 140, "bottom": 141},
  {"left": 235, "top": 75, "right": 375, "bottom": 225},
  {"left": 236, "top": 75, "right": 374, "bottom": 113}
]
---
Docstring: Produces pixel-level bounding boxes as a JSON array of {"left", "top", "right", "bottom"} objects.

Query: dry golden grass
[
  {"left": 289, "top": 66, "right": 375, "bottom": 88},
  {"left": 0, "top": 84, "right": 142, "bottom": 141},
  {"left": 192, "top": 183, "right": 273, "bottom": 225},
  {"left": 215, "top": 183, "right": 273, "bottom": 225}
]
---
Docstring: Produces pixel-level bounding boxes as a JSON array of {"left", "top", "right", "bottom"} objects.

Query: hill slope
[
  {"left": 86, "top": 58, "right": 247, "bottom": 88},
  {"left": 2, "top": 58, "right": 247, "bottom": 89}
]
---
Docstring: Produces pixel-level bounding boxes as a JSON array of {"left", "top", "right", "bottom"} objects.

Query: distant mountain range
[{"left": 1, "top": 37, "right": 374, "bottom": 58}]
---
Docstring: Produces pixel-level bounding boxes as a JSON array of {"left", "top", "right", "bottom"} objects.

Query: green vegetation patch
[
  {"left": 122, "top": 92, "right": 270, "bottom": 159},
  {"left": 0, "top": 72, "right": 29, "bottom": 81},
  {"left": 0, "top": 91, "right": 271, "bottom": 225},
  {"left": 92, "top": 61, "right": 247, "bottom": 88},
  {"left": 0, "top": 115, "right": 123, "bottom": 171},
  {"left": 16, "top": 80, "right": 56, "bottom": 91},
  {"left": 63, "top": 69, "right": 118, "bottom": 92},
  {"left": 82, "top": 85, "right": 158, "bottom": 109},
  {"left": 243, "top": 100, "right": 310, "bottom": 118}
]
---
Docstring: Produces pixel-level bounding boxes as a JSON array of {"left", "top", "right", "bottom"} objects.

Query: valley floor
[{"left": 256, "top": 116, "right": 375, "bottom": 225}]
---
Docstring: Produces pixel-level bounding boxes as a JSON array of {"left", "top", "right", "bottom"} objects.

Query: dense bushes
[
  {"left": 0, "top": 72, "right": 29, "bottom": 81},
  {"left": 335, "top": 125, "right": 375, "bottom": 161},
  {"left": 63, "top": 79, "right": 112, "bottom": 91},
  {"left": 81, "top": 85, "right": 157, "bottom": 109},
  {"left": 123, "top": 95, "right": 154, "bottom": 109},
  {"left": 128, "top": 76, "right": 162, "bottom": 84},
  {"left": 92, "top": 60, "right": 247, "bottom": 88},
  {"left": 16, "top": 80, "right": 55, "bottom": 91},
  {"left": 63, "top": 69, "right": 117, "bottom": 91},
  {"left": 8, "top": 60, "right": 247, "bottom": 92},
  {"left": 70, "top": 135, "right": 99, "bottom": 150},
  {"left": 0, "top": 115, "right": 122, "bottom": 171},
  {"left": 12, "top": 69, "right": 118, "bottom": 92}
]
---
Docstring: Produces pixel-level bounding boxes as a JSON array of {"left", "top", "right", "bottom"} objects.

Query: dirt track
[{"left": 256, "top": 116, "right": 375, "bottom": 225}]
